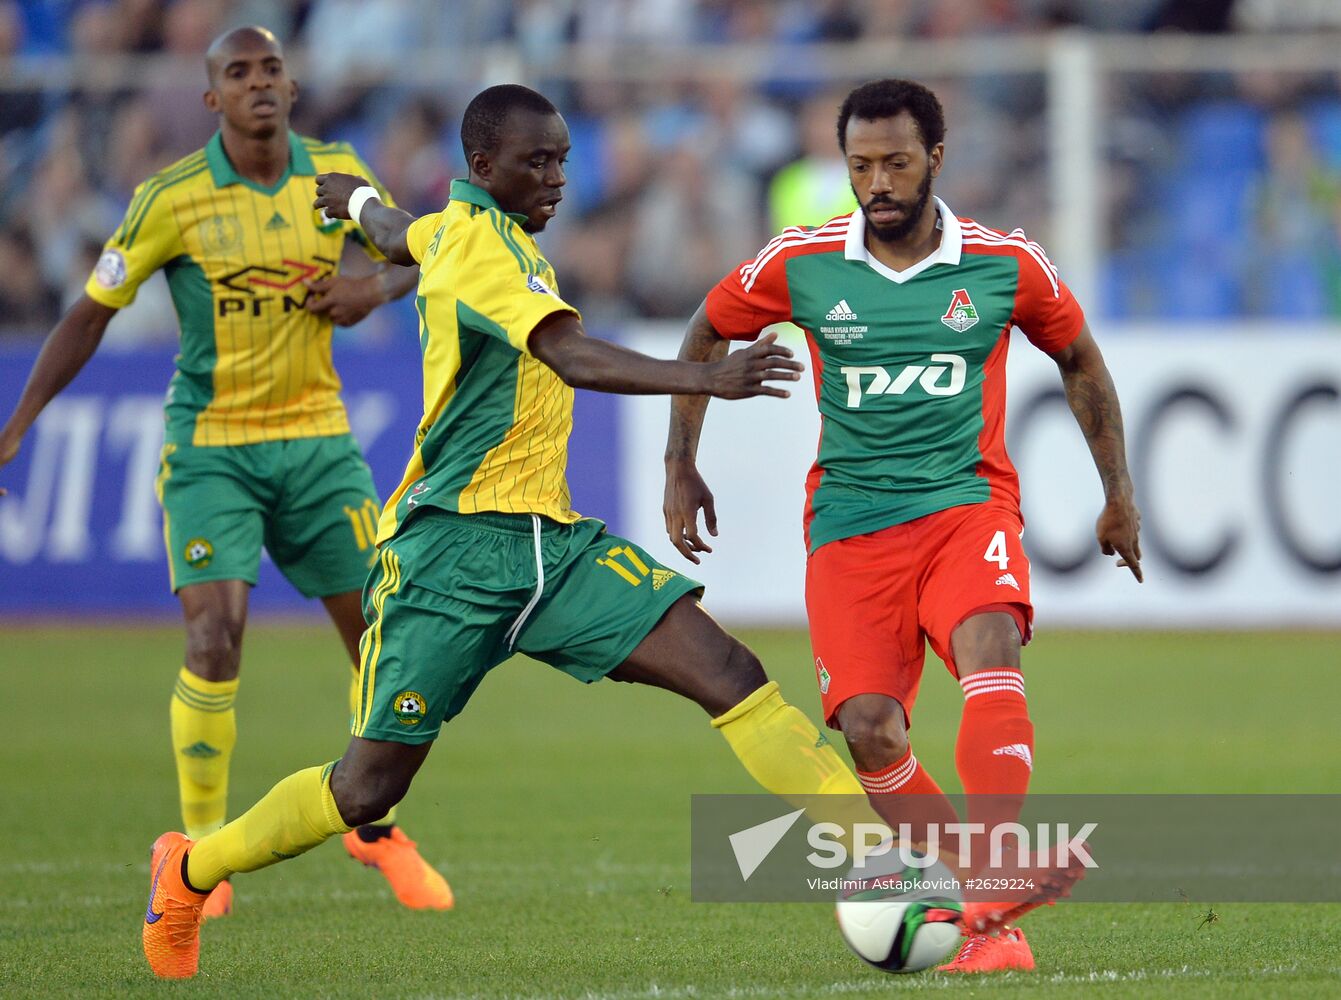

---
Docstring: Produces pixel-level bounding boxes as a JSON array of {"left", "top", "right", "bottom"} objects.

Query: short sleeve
[
  {"left": 1010, "top": 238, "right": 1084, "bottom": 354},
  {"left": 84, "top": 182, "right": 182, "bottom": 309},
  {"left": 405, "top": 212, "right": 444, "bottom": 264},
  {"left": 451, "top": 218, "right": 579, "bottom": 354},
  {"left": 704, "top": 236, "right": 795, "bottom": 341}
]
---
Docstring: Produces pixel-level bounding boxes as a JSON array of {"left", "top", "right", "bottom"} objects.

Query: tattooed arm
[
  {"left": 664, "top": 299, "right": 733, "bottom": 563},
  {"left": 1049, "top": 323, "right": 1144, "bottom": 582}
]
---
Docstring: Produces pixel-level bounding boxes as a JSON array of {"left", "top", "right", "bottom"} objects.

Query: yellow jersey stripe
[
  {"left": 90, "top": 131, "right": 389, "bottom": 447},
  {"left": 116, "top": 151, "right": 207, "bottom": 237},
  {"left": 154, "top": 444, "right": 178, "bottom": 590},
  {"left": 487, "top": 209, "right": 534, "bottom": 274},
  {"left": 378, "top": 180, "right": 582, "bottom": 537},
  {"left": 357, "top": 548, "right": 401, "bottom": 736},
  {"left": 124, "top": 164, "right": 211, "bottom": 249},
  {"left": 118, "top": 153, "right": 208, "bottom": 244}
]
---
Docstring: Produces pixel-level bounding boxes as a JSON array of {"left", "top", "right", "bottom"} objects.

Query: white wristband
[{"left": 347, "top": 185, "right": 381, "bottom": 227}]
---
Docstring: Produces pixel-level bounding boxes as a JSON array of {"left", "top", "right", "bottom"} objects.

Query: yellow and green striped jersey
[
  {"left": 85, "top": 130, "right": 394, "bottom": 446},
  {"left": 378, "top": 180, "right": 580, "bottom": 542}
]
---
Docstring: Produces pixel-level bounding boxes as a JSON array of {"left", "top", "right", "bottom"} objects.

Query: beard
[{"left": 857, "top": 167, "right": 933, "bottom": 242}]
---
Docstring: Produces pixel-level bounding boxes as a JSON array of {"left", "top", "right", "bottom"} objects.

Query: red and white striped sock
[
  {"left": 956, "top": 667, "right": 1034, "bottom": 870},
  {"left": 857, "top": 749, "right": 960, "bottom": 853}
]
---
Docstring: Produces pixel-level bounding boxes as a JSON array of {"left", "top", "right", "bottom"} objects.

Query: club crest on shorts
[
  {"left": 184, "top": 538, "right": 214, "bottom": 569},
  {"left": 393, "top": 690, "right": 427, "bottom": 726},
  {"left": 940, "top": 288, "right": 979, "bottom": 332},
  {"left": 406, "top": 481, "right": 431, "bottom": 509},
  {"left": 816, "top": 657, "right": 831, "bottom": 694}
]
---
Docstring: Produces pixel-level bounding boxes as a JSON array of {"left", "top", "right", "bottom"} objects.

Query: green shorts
[
  {"left": 353, "top": 509, "right": 703, "bottom": 744},
  {"left": 155, "top": 435, "right": 381, "bottom": 598}
]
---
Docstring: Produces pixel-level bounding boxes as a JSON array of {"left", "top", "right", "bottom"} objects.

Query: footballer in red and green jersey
[{"left": 705, "top": 197, "right": 1083, "bottom": 553}]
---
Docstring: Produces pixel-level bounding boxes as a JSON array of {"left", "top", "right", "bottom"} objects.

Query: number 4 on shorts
[{"left": 984, "top": 530, "right": 1009, "bottom": 570}]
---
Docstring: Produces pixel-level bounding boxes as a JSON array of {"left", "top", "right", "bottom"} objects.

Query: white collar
[{"left": 844, "top": 196, "right": 962, "bottom": 284}]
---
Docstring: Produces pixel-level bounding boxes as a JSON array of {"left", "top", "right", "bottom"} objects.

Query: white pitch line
[{"left": 406, "top": 963, "right": 1340, "bottom": 1000}]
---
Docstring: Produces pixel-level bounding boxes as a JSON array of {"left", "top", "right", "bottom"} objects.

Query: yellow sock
[
  {"left": 170, "top": 667, "right": 239, "bottom": 840},
  {"left": 713, "top": 681, "right": 881, "bottom": 844},
  {"left": 187, "top": 762, "right": 351, "bottom": 890},
  {"left": 349, "top": 665, "right": 396, "bottom": 828}
]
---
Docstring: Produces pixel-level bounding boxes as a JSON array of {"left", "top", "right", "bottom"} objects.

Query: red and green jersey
[{"left": 705, "top": 198, "right": 1083, "bottom": 553}]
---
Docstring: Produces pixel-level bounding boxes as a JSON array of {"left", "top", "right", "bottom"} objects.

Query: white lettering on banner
[
  {"left": 107, "top": 397, "right": 167, "bottom": 560},
  {"left": 621, "top": 325, "right": 1341, "bottom": 627},
  {"left": 841, "top": 354, "right": 966, "bottom": 407},
  {"left": 0, "top": 398, "right": 102, "bottom": 563},
  {"left": 0, "top": 391, "right": 399, "bottom": 568}
]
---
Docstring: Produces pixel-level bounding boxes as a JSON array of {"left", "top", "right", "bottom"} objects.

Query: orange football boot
[
  {"left": 961, "top": 841, "right": 1090, "bottom": 933},
  {"left": 142, "top": 832, "right": 208, "bottom": 979},
  {"left": 201, "top": 878, "right": 233, "bottom": 920},
  {"left": 343, "top": 827, "right": 454, "bottom": 910},
  {"left": 938, "top": 927, "right": 1035, "bottom": 973}
]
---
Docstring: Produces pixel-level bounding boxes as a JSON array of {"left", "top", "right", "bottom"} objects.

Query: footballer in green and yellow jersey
[{"left": 0, "top": 25, "right": 452, "bottom": 917}]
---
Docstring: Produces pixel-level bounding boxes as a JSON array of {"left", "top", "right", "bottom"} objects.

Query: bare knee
[
  {"left": 667, "top": 638, "right": 769, "bottom": 717},
  {"left": 722, "top": 639, "right": 768, "bottom": 704},
  {"left": 183, "top": 605, "right": 246, "bottom": 680},
  {"left": 328, "top": 739, "right": 430, "bottom": 828},
  {"left": 329, "top": 760, "right": 410, "bottom": 827},
  {"left": 837, "top": 694, "right": 910, "bottom": 771},
  {"left": 683, "top": 638, "right": 769, "bottom": 717},
  {"left": 609, "top": 597, "right": 769, "bottom": 717},
  {"left": 950, "top": 611, "right": 1022, "bottom": 673}
]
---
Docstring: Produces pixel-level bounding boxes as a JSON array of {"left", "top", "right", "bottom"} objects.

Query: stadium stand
[{"left": 1, "top": 0, "right": 1339, "bottom": 336}]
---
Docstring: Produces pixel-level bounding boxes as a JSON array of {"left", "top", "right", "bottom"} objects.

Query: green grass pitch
[{"left": 1, "top": 625, "right": 1338, "bottom": 998}]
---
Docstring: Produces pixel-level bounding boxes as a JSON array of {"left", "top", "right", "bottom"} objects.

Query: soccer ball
[{"left": 834, "top": 855, "right": 963, "bottom": 973}]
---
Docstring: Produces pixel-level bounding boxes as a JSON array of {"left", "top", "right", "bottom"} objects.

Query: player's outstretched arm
[
  {"left": 314, "top": 172, "right": 416, "bottom": 266},
  {"left": 664, "top": 298, "right": 732, "bottom": 563},
  {"left": 0, "top": 295, "right": 117, "bottom": 479},
  {"left": 1050, "top": 323, "right": 1144, "bottom": 582},
  {"left": 529, "top": 311, "right": 801, "bottom": 399}
]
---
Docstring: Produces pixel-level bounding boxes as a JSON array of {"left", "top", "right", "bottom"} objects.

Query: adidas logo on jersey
[
  {"left": 821, "top": 299, "right": 867, "bottom": 344},
  {"left": 264, "top": 211, "right": 289, "bottom": 231},
  {"left": 651, "top": 568, "right": 676, "bottom": 591},
  {"left": 995, "top": 572, "right": 1020, "bottom": 591},
  {"left": 992, "top": 743, "right": 1033, "bottom": 771},
  {"left": 825, "top": 299, "right": 858, "bottom": 321}
]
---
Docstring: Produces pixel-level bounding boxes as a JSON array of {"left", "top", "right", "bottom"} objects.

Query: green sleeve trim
[
  {"left": 123, "top": 164, "right": 210, "bottom": 249},
  {"left": 486, "top": 211, "right": 529, "bottom": 274},
  {"left": 487, "top": 210, "right": 537, "bottom": 275},
  {"left": 114, "top": 152, "right": 207, "bottom": 244}
]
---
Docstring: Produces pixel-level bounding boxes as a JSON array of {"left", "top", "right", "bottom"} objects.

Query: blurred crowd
[{"left": 1, "top": 0, "right": 1340, "bottom": 342}]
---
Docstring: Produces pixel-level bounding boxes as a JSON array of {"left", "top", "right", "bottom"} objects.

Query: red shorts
[{"left": 805, "top": 501, "right": 1033, "bottom": 729}]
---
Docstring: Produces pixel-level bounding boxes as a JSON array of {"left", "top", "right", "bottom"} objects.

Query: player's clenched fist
[
  {"left": 313, "top": 173, "right": 370, "bottom": 220},
  {"left": 704, "top": 332, "right": 805, "bottom": 400}
]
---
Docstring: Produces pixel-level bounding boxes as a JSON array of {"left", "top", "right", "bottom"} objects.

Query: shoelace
[
  {"left": 163, "top": 891, "right": 205, "bottom": 946},
  {"left": 949, "top": 934, "right": 994, "bottom": 966}
]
